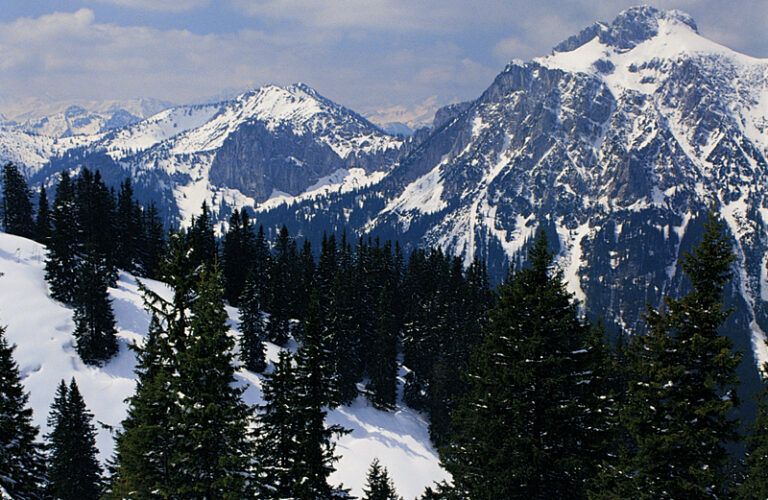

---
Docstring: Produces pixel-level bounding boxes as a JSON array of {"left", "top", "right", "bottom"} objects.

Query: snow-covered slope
[
  {"left": 0, "top": 232, "right": 448, "bottom": 497},
  {"left": 0, "top": 98, "right": 174, "bottom": 138},
  {"left": 253, "top": 6, "right": 768, "bottom": 418},
  {"left": 20, "top": 83, "right": 403, "bottom": 227}
]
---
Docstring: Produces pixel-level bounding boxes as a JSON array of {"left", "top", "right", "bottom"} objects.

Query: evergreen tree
[
  {"left": 188, "top": 201, "right": 217, "bottom": 271},
  {"left": 266, "top": 225, "right": 296, "bottom": 345},
  {"left": 111, "top": 235, "right": 227, "bottom": 497},
  {"left": 167, "top": 266, "right": 254, "bottom": 497},
  {"left": 256, "top": 342, "right": 349, "bottom": 498},
  {"left": 239, "top": 272, "right": 268, "bottom": 373},
  {"left": 330, "top": 236, "right": 362, "bottom": 405},
  {"left": 443, "top": 229, "right": 595, "bottom": 499},
  {"left": 223, "top": 209, "right": 256, "bottom": 305},
  {"left": 254, "top": 351, "right": 299, "bottom": 498},
  {"left": 0, "top": 325, "right": 46, "bottom": 499},
  {"left": 597, "top": 212, "right": 741, "bottom": 499},
  {"left": 365, "top": 287, "right": 398, "bottom": 410},
  {"left": 72, "top": 249, "right": 119, "bottom": 366},
  {"left": 74, "top": 169, "right": 118, "bottom": 284},
  {"left": 109, "top": 315, "right": 177, "bottom": 497},
  {"left": 34, "top": 185, "right": 51, "bottom": 244},
  {"left": 741, "top": 368, "right": 768, "bottom": 499},
  {"left": 115, "top": 178, "right": 139, "bottom": 273},
  {"left": 298, "top": 290, "right": 339, "bottom": 407},
  {"left": 137, "top": 202, "right": 165, "bottom": 279},
  {"left": 45, "top": 172, "right": 79, "bottom": 305},
  {"left": 1, "top": 162, "right": 35, "bottom": 238},
  {"left": 46, "top": 379, "right": 102, "bottom": 500},
  {"left": 363, "top": 459, "right": 402, "bottom": 500}
]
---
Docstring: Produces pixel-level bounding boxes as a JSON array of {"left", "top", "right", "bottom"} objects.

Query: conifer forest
[{"left": 2, "top": 160, "right": 768, "bottom": 498}]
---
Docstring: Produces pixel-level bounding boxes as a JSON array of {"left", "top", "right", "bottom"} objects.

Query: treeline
[
  {"left": 0, "top": 233, "right": 406, "bottom": 499},
  {"left": 3, "top": 163, "right": 165, "bottom": 365},
  {"left": 3, "top": 163, "right": 768, "bottom": 498}
]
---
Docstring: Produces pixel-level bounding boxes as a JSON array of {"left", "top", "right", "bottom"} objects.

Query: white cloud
[
  {"left": 0, "top": 8, "right": 496, "bottom": 113},
  {"left": 90, "top": 0, "right": 210, "bottom": 12}
]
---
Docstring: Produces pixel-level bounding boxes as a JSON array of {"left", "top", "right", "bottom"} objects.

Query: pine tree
[
  {"left": 46, "top": 379, "right": 102, "bottom": 500},
  {"left": 254, "top": 351, "right": 299, "bottom": 498},
  {"left": 443, "top": 229, "right": 594, "bottom": 499},
  {"left": 45, "top": 171, "right": 79, "bottom": 305},
  {"left": 298, "top": 289, "right": 339, "bottom": 407},
  {"left": 74, "top": 169, "right": 118, "bottom": 284},
  {"left": 109, "top": 315, "right": 177, "bottom": 497},
  {"left": 1, "top": 162, "right": 35, "bottom": 238},
  {"left": 292, "top": 317, "right": 350, "bottom": 499},
  {"left": 115, "top": 178, "right": 139, "bottom": 273},
  {"left": 255, "top": 343, "right": 349, "bottom": 498},
  {"left": 137, "top": 202, "right": 165, "bottom": 279},
  {"left": 167, "top": 266, "right": 254, "bottom": 497},
  {"left": 111, "top": 235, "right": 235, "bottom": 497},
  {"left": 365, "top": 287, "right": 398, "bottom": 411},
  {"left": 72, "top": 249, "right": 119, "bottom": 366},
  {"left": 239, "top": 272, "right": 268, "bottom": 373},
  {"left": 0, "top": 325, "right": 46, "bottom": 499},
  {"left": 741, "top": 368, "right": 768, "bottom": 499},
  {"left": 35, "top": 186, "right": 51, "bottom": 244},
  {"left": 331, "top": 232, "right": 362, "bottom": 405},
  {"left": 188, "top": 201, "right": 217, "bottom": 271},
  {"left": 597, "top": 211, "right": 741, "bottom": 499},
  {"left": 223, "top": 209, "right": 256, "bottom": 305},
  {"left": 266, "top": 225, "right": 296, "bottom": 345},
  {"left": 363, "top": 459, "right": 402, "bottom": 500}
]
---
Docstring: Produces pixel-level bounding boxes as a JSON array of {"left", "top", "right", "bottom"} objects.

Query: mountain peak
[{"left": 554, "top": 5, "right": 698, "bottom": 53}]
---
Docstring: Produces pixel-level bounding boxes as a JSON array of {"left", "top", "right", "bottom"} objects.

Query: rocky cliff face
[
  {"left": 19, "top": 84, "right": 403, "bottom": 225},
  {"left": 253, "top": 7, "right": 768, "bottom": 415}
]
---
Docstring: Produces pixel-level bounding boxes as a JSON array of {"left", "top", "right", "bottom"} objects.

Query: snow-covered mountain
[
  {"left": 0, "top": 98, "right": 173, "bottom": 138},
  {"left": 10, "top": 83, "right": 403, "bottom": 225},
  {"left": 0, "top": 231, "right": 448, "bottom": 498},
  {"left": 253, "top": 6, "right": 768, "bottom": 410}
]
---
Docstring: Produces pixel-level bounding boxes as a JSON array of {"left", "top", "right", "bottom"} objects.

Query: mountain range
[{"left": 2, "top": 5, "right": 768, "bottom": 411}]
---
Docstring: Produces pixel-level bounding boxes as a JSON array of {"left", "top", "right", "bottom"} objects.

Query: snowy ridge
[
  {"left": 9, "top": 83, "right": 404, "bottom": 227},
  {"left": 0, "top": 231, "right": 448, "bottom": 498},
  {"left": 252, "top": 7, "right": 768, "bottom": 386}
]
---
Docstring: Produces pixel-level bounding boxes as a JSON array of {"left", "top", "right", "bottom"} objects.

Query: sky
[{"left": 0, "top": 0, "right": 765, "bottom": 122}]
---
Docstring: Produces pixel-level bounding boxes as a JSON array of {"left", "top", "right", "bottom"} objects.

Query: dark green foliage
[
  {"left": 266, "top": 225, "right": 297, "bottom": 345},
  {"left": 443, "top": 230, "right": 598, "bottom": 499},
  {"left": 0, "top": 326, "right": 46, "bottom": 499},
  {"left": 741, "top": 369, "right": 768, "bottom": 499},
  {"left": 299, "top": 289, "right": 339, "bottom": 407},
  {"left": 254, "top": 351, "right": 299, "bottom": 498},
  {"left": 114, "top": 178, "right": 141, "bottom": 273},
  {"left": 419, "top": 481, "right": 463, "bottom": 499},
  {"left": 110, "top": 236, "right": 196, "bottom": 496},
  {"left": 46, "top": 379, "right": 102, "bottom": 500},
  {"left": 74, "top": 169, "right": 118, "bottom": 284},
  {"left": 187, "top": 200, "right": 217, "bottom": 271},
  {"left": 363, "top": 459, "right": 402, "bottom": 500},
  {"left": 109, "top": 315, "right": 177, "bottom": 497},
  {"left": 2, "top": 162, "right": 35, "bottom": 238},
  {"left": 45, "top": 171, "right": 78, "bottom": 305},
  {"left": 596, "top": 211, "right": 740, "bottom": 499},
  {"left": 72, "top": 249, "right": 119, "bottom": 366},
  {"left": 136, "top": 202, "right": 166, "bottom": 279},
  {"left": 34, "top": 186, "right": 51, "bottom": 244},
  {"left": 366, "top": 287, "right": 398, "bottom": 410},
  {"left": 255, "top": 344, "right": 349, "bottom": 498},
  {"left": 402, "top": 250, "right": 492, "bottom": 445},
  {"left": 112, "top": 239, "right": 252, "bottom": 497},
  {"left": 223, "top": 209, "right": 257, "bottom": 305},
  {"left": 239, "top": 272, "right": 268, "bottom": 373},
  {"left": 167, "top": 266, "right": 254, "bottom": 497}
]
